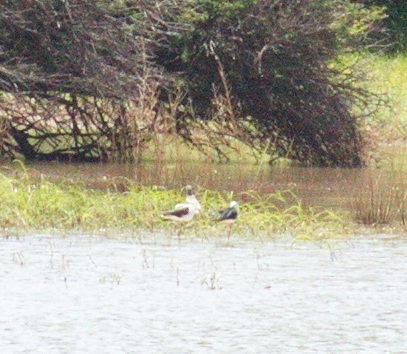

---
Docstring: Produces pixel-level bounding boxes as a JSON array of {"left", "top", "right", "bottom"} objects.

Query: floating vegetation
[{"left": 0, "top": 167, "right": 350, "bottom": 240}]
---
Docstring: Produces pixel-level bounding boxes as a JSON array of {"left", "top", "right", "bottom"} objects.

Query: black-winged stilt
[
  {"left": 161, "top": 185, "right": 201, "bottom": 237},
  {"left": 216, "top": 200, "right": 239, "bottom": 242}
]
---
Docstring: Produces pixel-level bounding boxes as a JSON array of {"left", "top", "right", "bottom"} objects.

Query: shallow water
[
  {"left": 1, "top": 234, "right": 406, "bottom": 353},
  {"left": 12, "top": 147, "right": 406, "bottom": 211}
]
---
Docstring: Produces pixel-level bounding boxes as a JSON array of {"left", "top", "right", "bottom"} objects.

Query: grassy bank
[
  {"left": 360, "top": 54, "right": 407, "bottom": 151},
  {"left": 0, "top": 171, "right": 347, "bottom": 241}
]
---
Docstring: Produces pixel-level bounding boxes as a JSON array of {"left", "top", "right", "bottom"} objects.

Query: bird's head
[
  {"left": 230, "top": 200, "right": 239, "bottom": 209},
  {"left": 185, "top": 185, "right": 194, "bottom": 196}
]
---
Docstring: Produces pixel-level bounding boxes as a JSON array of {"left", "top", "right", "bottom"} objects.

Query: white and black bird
[
  {"left": 161, "top": 185, "right": 201, "bottom": 237},
  {"left": 216, "top": 200, "right": 239, "bottom": 241}
]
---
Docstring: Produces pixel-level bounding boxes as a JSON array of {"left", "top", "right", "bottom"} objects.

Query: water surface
[
  {"left": 1, "top": 148, "right": 406, "bottom": 212},
  {"left": 1, "top": 234, "right": 406, "bottom": 352}
]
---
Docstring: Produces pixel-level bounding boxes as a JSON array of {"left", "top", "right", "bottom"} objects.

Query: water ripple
[{"left": 0, "top": 234, "right": 406, "bottom": 353}]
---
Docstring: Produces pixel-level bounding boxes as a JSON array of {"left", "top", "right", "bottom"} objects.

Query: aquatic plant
[
  {"left": 0, "top": 170, "right": 346, "bottom": 241},
  {"left": 352, "top": 178, "right": 407, "bottom": 226}
]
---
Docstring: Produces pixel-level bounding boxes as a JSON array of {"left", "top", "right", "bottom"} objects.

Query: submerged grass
[{"left": 0, "top": 170, "right": 347, "bottom": 241}]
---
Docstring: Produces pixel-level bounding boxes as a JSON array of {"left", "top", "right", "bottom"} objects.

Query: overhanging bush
[
  {"left": 0, "top": 0, "right": 180, "bottom": 161},
  {"left": 0, "top": 0, "right": 383, "bottom": 166},
  {"left": 160, "top": 0, "right": 383, "bottom": 166}
]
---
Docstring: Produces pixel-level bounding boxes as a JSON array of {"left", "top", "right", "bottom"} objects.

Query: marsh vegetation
[
  {"left": 0, "top": 167, "right": 346, "bottom": 240},
  {"left": 1, "top": 150, "right": 406, "bottom": 238}
]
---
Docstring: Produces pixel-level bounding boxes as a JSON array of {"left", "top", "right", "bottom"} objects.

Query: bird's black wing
[
  {"left": 162, "top": 207, "right": 190, "bottom": 218},
  {"left": 217, "top": 207, "right": 238, "bottom": 221}
]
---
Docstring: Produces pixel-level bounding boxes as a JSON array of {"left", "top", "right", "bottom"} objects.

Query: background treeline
[
  {"left": 0, "top": 0, "right": 404, "bottom": 166},
  {"left": 354, "top": 0, "right": 406, "bottom": 51}
]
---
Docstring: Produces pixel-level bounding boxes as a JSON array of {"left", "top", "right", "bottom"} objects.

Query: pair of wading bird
[{"left": 160, "top": 185, "right": 239, "bottom": 240}]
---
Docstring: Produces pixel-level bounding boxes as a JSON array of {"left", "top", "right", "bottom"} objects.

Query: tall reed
[{"left": 352, "top": 178, "right": 407, "bottom": 226}]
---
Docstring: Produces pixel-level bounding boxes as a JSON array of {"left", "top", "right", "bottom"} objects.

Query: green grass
[
  {"left": 360, "top": 54, "right": 407, "bottom": 146},
  {"left": 0, "top": 170, "right": 347, "bottom": 241}
]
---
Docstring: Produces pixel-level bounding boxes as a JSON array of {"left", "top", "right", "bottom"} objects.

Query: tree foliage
[
  {"left": 162, "top": 0, "right": 379, "bottom": 166},
  {"left": 0, "top": 0, "right": 386, "bottom": 165},
  {"left": 354, "top": 0, "right": 407, "bottom": 51},
  {"left": 0, "top": 0, "right": 184, "bottom": 160},
  {"left": 0, "top": 0, "right": 188, "bottom": 95}
]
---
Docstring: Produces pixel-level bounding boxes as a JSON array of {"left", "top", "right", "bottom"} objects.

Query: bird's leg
[
  {"left": 177, "top": 223, "right": 184, "bottom": 239},
  {"left": 227, "top": 224, "right": 233, "bottom": 244}
]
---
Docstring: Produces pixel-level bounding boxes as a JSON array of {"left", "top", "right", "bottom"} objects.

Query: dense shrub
[
  {"left": 0, "top": 0, "right": 384, "bottom": 165},
  {"left": 160, "top": 0, "right": 381, "bottom": 166},
  {"left": 0, "top": 0, "right": 180, "bottom": 160}
]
